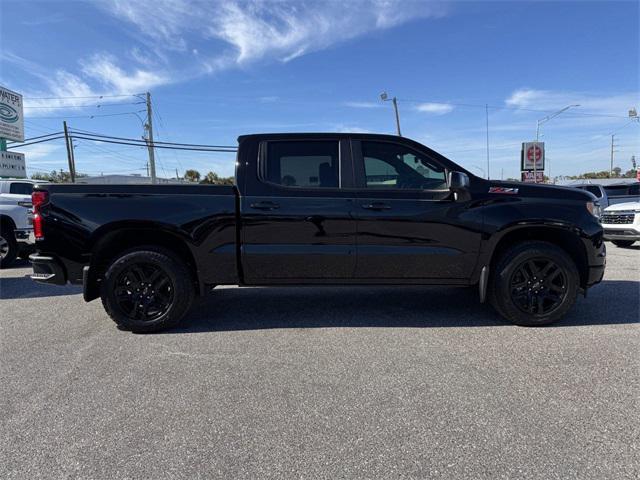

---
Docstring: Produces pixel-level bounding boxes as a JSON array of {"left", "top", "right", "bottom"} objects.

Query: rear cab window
[{"left": 578, "top": 185, "right": 603, "bottom": 198}]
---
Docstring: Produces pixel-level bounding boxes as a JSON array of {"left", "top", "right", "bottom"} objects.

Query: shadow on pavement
[
  {"left": 166, "top": 279, "right": 639, "bottom": 333},
  {"left": 0, "top": 274, "right": 82, "bottom": 299}
]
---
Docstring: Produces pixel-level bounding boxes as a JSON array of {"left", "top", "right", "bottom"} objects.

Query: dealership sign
[
  {"left": 521, "top": 142, "right": 545, "bottom": 171},
  {"left": 0, "top": 86, "right": 24, "bottom": 142},
  {"left": 521, "top": 171, "right": 544, "bottom": 183},
  {"left": 0, "top": 151, "right": 26, "bottom": 178}
]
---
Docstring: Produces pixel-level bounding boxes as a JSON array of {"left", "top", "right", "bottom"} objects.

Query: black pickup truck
[{"left": 30, "top": 133, "right": 605, "bottom": 332}]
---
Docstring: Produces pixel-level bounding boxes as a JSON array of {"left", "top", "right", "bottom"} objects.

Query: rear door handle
[
  {"left": 361, "top": 202, "right": 391, "bottom": 211},
  {"left": 250, "top": 201, "right": 280, "bottom": 210}
]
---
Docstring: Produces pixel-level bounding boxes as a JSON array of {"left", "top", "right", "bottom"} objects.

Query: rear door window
[
  {"left": 264, "top": 141, "right": 340, "bottom": 188},
  {"left": 9, "top": 182, "right": 33, "bottom": 195}
]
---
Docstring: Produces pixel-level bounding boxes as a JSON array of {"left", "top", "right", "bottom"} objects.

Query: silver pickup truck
[
  {"left": 572, "top": 182, "right": 639, "bottom": 211},
  {"left": 0, "top": 178, "right": 38, "bottom": 267}
]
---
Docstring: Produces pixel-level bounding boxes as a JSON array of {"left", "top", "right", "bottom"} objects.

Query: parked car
[
  {"left": 600, "top": 200, "right": 640, "bottom": 248},
  {"left": 0, "top": 178, "right": 39, "bottom": 267},
  {"left": 30, "top": 133, "right": 605, "bottom": 332},
  {"left": 572, "top": 182, "right": 639, "bottom": 210}
]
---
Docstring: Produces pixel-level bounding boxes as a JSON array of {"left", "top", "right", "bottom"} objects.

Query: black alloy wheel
[
  {"left": 488, "top": 241, "right": 579, "bottom": 326},
  {"left": 100, "top": 248, "right": 195, "bottom": 332},
  {"left": 509, "top": 258, "right": 568, "bottom": 315},
  {"left": 114, "top": 262, "right": 174, "bottom": 322}
]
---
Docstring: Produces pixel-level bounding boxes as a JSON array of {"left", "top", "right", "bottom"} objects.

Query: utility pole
[
  {"left": 145, "top": 92, "right": 157, "bottom": 184},
  {"left": 485, "top": 104, "right": 490, "bottom": 179},
  {"left": 610, "top": 134, "right": 618, "bottom": 177},
  {"left": 63, "top": 121, "right": 76, "bottom": 183}
]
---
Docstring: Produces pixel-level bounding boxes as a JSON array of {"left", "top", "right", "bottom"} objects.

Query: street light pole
[
  {"left": 380, "top": 92, "right": 402, "bottom": 136},
  {"left": 533, "top": 104, "right": 580, "bottom": 183},
  {"left": 391, "top": 97, "right": 402, "bottom": 137}
]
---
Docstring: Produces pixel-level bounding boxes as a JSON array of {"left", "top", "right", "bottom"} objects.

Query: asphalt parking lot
[{"left": 1, "top": 245, "right": 638, "bottom": 479}]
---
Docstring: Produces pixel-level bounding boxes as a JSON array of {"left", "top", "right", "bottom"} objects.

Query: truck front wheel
[
  {"left": 488, "top": 241, "right": 580, "bottom": 326},
  {"left": 100, "top": 248, "right": 195, "bottom": 333}
]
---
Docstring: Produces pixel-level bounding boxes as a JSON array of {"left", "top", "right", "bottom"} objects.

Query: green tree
[
  {"left": 184, "top": 169, "right": 201, "bottom": 182},
  {"left": 200, "top": 171, "right": 234, "bottom": 185},
  {"left": 31, "top": 170, "right": 86, "bottom": 183}
]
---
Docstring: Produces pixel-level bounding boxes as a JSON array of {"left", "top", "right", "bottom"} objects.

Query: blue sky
[{"left": 1, "top": 0, "right": 638, "bottom": 179}]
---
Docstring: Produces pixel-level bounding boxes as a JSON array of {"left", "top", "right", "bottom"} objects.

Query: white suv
[
  {"left": 0, "top": 179, "right": 39, "bottom": 267},
  {"left": 600, "top": 200, "right": 640, "bottom": 248}
]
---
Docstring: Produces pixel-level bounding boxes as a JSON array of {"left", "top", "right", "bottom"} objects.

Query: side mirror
[{"left": 448, "top": 171, "right": 470, "bottom": 201}]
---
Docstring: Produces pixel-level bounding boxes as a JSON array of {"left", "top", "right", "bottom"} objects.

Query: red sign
[
  {"left": 521, "top": 171, "right": 544, "bottom": 183},
  {"left": 527, "top": 145, "right": 543, "bottom": 162},
  {"left": 521, "top": 142, "right": 545, "bottom": 170}
]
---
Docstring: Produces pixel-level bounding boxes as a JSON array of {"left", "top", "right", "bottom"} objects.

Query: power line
[
  {"left": 395, "top": 98, "right": 630, "bottom": 118},
  {"left": 24, "top": 101, "right": 145, "bottom": 109},
  {"left": 69, "top": 135, "right": 237, "bottom": 152},
  {"left": 26, "top": 111, "right": 147, "bottom": 120},
  {"left": 68, "top": 129, "right": 237, "bottom": 149},
  {"left": 7, "top": 132, "right": 64, "bottom": 144},
  {"left": 25, "top": 93, "right": 143, "bottom": 100},
  {"left": 8, "top": 136, "right": 66, "bottom": 148}
]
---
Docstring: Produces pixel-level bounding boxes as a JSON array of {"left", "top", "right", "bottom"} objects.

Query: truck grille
[{"left": 601, "top": 211, "right": 635, "bottom": 224}]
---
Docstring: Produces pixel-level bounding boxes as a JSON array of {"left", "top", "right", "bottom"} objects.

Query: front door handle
[
  {"left": 361, "top": 202, "right": 391, "bottom": 211},
  {"left": 250, "top": 201, "right": 280, "bottom": 210}
]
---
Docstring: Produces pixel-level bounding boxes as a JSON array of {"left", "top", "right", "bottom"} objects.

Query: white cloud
[
  {"left": 81, "top": 54, "right": 169, "bottom": 93},
  {"left": 100, "top": 0, "right": 448, "bottom": 68},
  {"left": 2, "top": 52, "right": 170, "bottom": 115},
  {"left": 415, "top": 102, "right": 454, "bottom": 115},
  {"left": 505, "top": 88, "right": 639, "bottom": 115},
  {"left": 344, "top": 101, "right": 383, "bottom": 109},
  {"left": 7, "top": 1, "right": 449, "bottom": 114}
]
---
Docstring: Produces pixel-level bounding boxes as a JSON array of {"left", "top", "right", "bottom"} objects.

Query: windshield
[{"left": 604, "top": 184, "right": 640, "bottom": 197}]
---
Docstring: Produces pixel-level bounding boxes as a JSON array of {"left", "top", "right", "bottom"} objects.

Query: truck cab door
[
  {"left": 240, "top": 138, "right": 357, "bottom": 282},
  {"left": 352, "top": 139, "right": 481, "bottom": 281}
]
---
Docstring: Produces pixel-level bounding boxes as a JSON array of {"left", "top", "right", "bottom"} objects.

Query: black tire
[
  {"left": 612, "top": 240, "right": 635, "bottom": 248},
  {"left": 0, "top": 225, "right": 18, "bottom": 268},
  {"left": 488, "top": 241, "right": 579, "bottom": 326},
  {"left": 100, "top": 248, "right": 195, "bottom": 333}
]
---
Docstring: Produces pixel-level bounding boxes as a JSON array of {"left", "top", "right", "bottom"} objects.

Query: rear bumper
[
  {"left": 15, "top": 228, "right": 34, "bottom": 244},
  {"left": 29, "top": 254, "right": 67, "bottom": 285}
]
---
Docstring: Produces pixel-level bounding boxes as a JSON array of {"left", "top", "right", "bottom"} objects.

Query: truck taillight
[{"left": 32, "top": 191, "right": 49, "bottom": 240}]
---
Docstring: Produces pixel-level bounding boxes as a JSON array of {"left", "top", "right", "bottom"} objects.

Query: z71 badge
[{"left": 488, "top": 186, "right": 519, "bottom": 194}]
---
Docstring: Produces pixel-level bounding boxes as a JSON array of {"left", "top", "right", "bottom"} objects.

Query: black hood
[{"left": 486, "top": 180, "right": 596, "bottom": 202}]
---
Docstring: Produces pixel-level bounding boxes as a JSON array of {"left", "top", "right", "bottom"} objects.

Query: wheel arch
[
  {"left": 0, "top": 214, "right": 17, "bottom": 232},
  {"left": 486, "top": 225, "right": 590, "bottom": 289},
  {"left": 85, "top": 223, "right": 200, "bottom": 301}
]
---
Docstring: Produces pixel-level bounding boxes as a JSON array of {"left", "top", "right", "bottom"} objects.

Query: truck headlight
[{"left": 586, "top": 201, "right": 598, "bottom": 217}]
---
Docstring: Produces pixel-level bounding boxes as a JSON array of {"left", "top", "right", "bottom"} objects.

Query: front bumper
[
  {"left": 29, "top": 254, "right": 67, "bottom": 285},
  {"left": 603, "top": 226, "right": 640, "bottom": 241}
]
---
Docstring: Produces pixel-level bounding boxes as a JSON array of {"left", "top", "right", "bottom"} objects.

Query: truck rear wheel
[
  {"left": 488, "top": 241, "right": 579, "bottom": 326},
  {"left": 100, "top": 248, "right": 195, "bottom": 333},
  {"left": 0, "top": 225, "right": 18, "bottom": 268}
]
